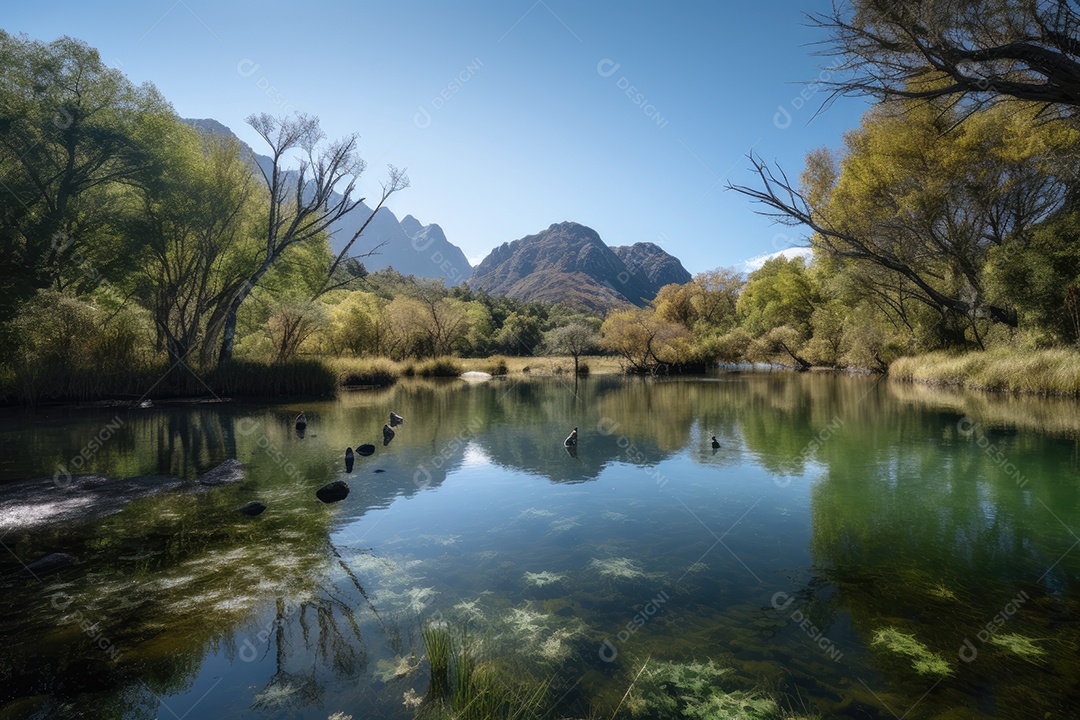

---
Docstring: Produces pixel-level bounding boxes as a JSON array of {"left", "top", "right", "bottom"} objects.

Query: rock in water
[
  {"left": 316, "top": 480, "right": 350, "bottom": 503},
  {"left": 389, "top": 412, "right": 404, "bottom": 427},
  {"left": 382, "top": 424, "right": 395, "bottom": 446},
  {"left": 238, "top": 501, "right": 266, "bottom": 516},
  {"left": 356, "top": 444, "right": 376, "bottom": 456},
  {"left": 198, "top": 459, "right": 245, "bottom": 486},
  {"left": 22, "top": 552, "right": 76, "bottom": 578},
  {"left": 345, "top": 447, "right": 355, "bottom": 472}
]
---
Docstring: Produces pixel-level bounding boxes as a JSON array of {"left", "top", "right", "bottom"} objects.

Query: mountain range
[
  {"left": 183, "top": 120, "right": 690, "bottom": 309},
  {"left": 469, "top": 221, "right": 690, "bottom": 312}
]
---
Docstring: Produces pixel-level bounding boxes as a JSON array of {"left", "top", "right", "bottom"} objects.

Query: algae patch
[
  {"left": 990, "top": 632, "right": 1046, "bottom": 659},
  {"left": 523, "top": 570, "right": 566, "bottom": 587},
  {"left": 872, "top": 627, "right": 953, "bottom": 677}
]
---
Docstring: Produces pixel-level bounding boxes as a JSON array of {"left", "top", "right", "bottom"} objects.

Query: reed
[
  {"left": 422, "top": 622, "right": 452, "bottom": 700},
  {"left": 208, "top": 359, "right": 338, "bottom": 397}
]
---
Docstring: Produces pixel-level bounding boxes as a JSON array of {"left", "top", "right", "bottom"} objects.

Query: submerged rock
[
  {"left": 238, "top": 501, "right": 266, "bottom": 517},
  {"left": 198, "top": 459, "right": 245, "bottom": 487},
  {"left": 382, "top": 424, "right": 395, "bottom": 446},
  {"left": 316, "top": 480, "right": 350, "bottom": 503},
  {"left": 389, "top": 412, "right": 404, "bottom": 427},
  {"left": 356, "top": 444, "right": 376, "bottom": 457},
  {"left": 22, "top": 552, "right": 77, "bottom": 578},
  {"left": 345, "top": 447, "right": 354, "bottom": 473}
]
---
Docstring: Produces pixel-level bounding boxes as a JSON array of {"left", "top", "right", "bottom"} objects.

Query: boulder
[
  {"left": 356, "top": 444, "right": 375, "bottom": 456},
  {"left": 198, "top": 459, "right": 245, "bottom": 487},
  {"left": 382, "top": 424, "right": 395, "bottom": 446},
  {"left": 316, "top": 480, "right": 350, "bottom": 503}
]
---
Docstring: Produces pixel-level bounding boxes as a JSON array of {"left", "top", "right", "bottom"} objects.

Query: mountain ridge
[{"left": 468, "top": 221, "right": 690, "bottom": 312}]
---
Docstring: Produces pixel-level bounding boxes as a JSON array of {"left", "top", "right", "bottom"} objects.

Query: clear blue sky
[{"left": 6, "top": 0, "right": 869, "bottom": 274}]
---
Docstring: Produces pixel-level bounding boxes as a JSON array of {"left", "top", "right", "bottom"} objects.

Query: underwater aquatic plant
[
  {"left": 989, "top": 632, "right": 1047, "bottom": 659},
  {"left": 871, "top": 627, "right": 953, "bottom": 677}
]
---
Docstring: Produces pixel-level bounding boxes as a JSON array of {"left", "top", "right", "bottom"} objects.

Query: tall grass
[
  {"left": 890, "top": 348, "right": 1080, "bottom": 396},
  {"left": 420, "top": 623, "right": 550, "bottom": 720},
  {"left": 330, "top": 356, "right": 400, "bottom": 387},
  {"left": 422, "top": 622, "right": 452, "bottom": 700},
  {"left": 209, "top": 359, "right": 338, "bottom": 397},
  {"left": 404, "top": 357, "right": 463, "bottom": 378}
]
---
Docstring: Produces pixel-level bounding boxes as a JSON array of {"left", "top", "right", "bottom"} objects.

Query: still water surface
[{"left": 1, "top": 373, "right": 1079, "bottom": 719}]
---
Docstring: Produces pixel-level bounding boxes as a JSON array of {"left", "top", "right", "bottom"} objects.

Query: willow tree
[
  {"left": 815, "top": 0, "right": 1080, "bottom": 117},
  {"left": 0, "top": 31, "right": 172, "bottom": 318},
  {"left": 127, "top": 125, "right": 260, "bottom": 366},
  {"left": 732, "top": 101, "right": 1077, "bottom": 348}
]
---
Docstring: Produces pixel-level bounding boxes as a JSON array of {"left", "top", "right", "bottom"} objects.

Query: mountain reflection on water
[{"left": 1, "top": 373, "right": 1079, "bottom": 719}]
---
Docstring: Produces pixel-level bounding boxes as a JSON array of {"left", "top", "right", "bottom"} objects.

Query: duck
[
  {"left": 389, "top": 412, "right": 404, "bottom": 427},
  {"left": 564, "top": 428, "right": 578, "bottom": 447},
  {"left": 711, "top": 436, "right": 720, "bottom": 449},
  {"left": 383, "top": 424, "right": 396, "bottom": 446},
  {"left": 295, "top": 412, "right": 308, "bottom": 430}
]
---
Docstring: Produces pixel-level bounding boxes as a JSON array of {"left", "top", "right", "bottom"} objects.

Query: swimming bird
[
  {"left": 389, "top": 412, "right": 404, "bottom": 427},
  {"left": 345, "top": 447, "right": 354, "bottom": 472},
  {"left": 383, "top": 424, "right": 395, "bottom": 446},
  {"left": 564, "top": 428, "right": 578, "bottom": 447},
  {"left": 711, "top": 436, "right": 720, "bottom": 449}
]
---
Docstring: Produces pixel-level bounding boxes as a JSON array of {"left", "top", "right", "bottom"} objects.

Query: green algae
[
  {"left": 871, "top": 627, "right": 953, "bottom": 677},
  {"left": 990, "top": 632, "right": 1047, "bottom": 659}
]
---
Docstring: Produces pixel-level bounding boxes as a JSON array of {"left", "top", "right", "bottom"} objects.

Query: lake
[{"left": 1, "top": 373, "right": 1079, "bottom": 719}]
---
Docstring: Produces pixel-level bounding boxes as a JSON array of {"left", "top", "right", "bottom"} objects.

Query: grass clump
[
  {"left": 871, "top": 627, "right": 953, "bottom": 677},
  {"left": 418, "top": 622, "right": 551, "bottom": 720},
  {"left": 422, "top": 622, "right": 452, "bottom": 700},
  {"left": 890, "top": 348, "right": 1080, "bottom": 396},
  {"left": 332, "top": 357, "right": 399, "bottom": 387},
  {"left": 413, "top": 357, "right": 464, "bottom": 378},
  {"left": 989, "top": 633, "right": 1046, "bottom": 659}
]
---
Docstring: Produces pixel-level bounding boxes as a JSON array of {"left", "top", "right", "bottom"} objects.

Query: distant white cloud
[
  {"left": 467, "top": 255, "right": 486, "bottom": 267},
  {"left": 742, "top": 246, "right": 814, "bottom": 273}
]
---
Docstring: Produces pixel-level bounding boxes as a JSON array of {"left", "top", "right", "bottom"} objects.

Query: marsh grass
[
  {"left": 419, "top": 623, "right": 551, "bottom": 720},
  {"left": 209, "top": 359, "right": 338, "bottom": 397},
  {"left": 422, "top": 622, "right": 452, "bottom": 700},
  {"left": 331, "top": 357, "right": 399, "bottom": 387},
  {"left": 890, "top": 348, "right": 1080, "bottom": 396}
]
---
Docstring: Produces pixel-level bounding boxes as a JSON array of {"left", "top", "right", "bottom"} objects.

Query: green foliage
[
  {"left": 737, "top": 256, "right": 817, "bottom": 337},
  {"left": 2, "top": 290, "right": 156, "bottom": 403}
]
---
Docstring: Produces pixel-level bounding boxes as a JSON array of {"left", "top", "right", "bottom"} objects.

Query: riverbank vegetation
[{"left": 5, "top": 21, "right": 1080, "bottom": 405}]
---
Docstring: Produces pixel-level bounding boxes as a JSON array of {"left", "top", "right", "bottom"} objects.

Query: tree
[
  {"left": 815, "top": 0, "right": 1080, "bottom": 117},
  {"left": 216, "top": 112, "right": 407, "bottom": 364},
  {"left": 653, "top": 267, "right": 744, "bottom": 334},
  {"left": 731, "top": 100, "right": 1077, "bottom": 348},
  {"left": 737, "top": 256, "right": 817, "bottom": 336},
  {"left": 601, "top": 308, "right": 690, "bottom": 373},
  {"left": 0, "top": 31, "right": 172, "bottom": 319},
  {"left": 545, "top": 322, "right": 599, "bottom": 375},
  {"left": 128, "top": 126, "right": 259, "bottom": 366}
]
